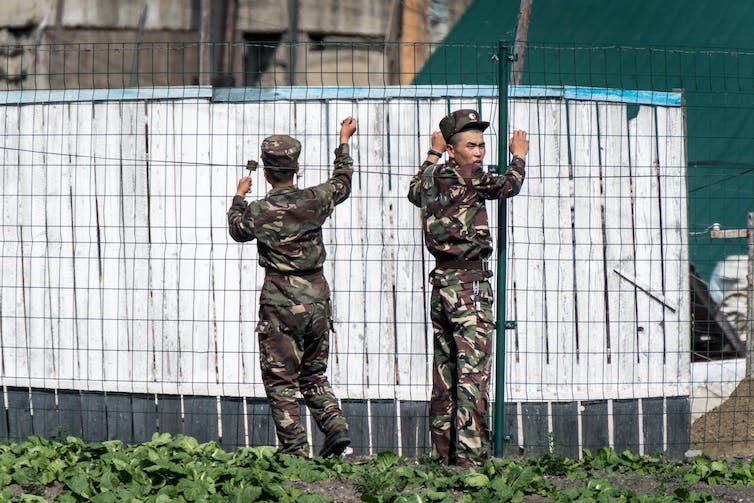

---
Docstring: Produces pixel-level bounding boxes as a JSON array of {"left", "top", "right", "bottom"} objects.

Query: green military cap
[
  {"left": 261, "top": 134, "right": 301, "bottom": 170},
  {"left": 439, "top": 109, "right": 490, "bottom": 143}
]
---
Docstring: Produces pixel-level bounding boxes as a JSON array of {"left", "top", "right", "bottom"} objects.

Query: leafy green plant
[{"left": 0, "top": 436, "right": 751, "bottom": 502}]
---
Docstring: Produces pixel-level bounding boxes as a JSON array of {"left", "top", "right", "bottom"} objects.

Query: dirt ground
[
  {"left": 691, "top": 377, "right": 754, "bottom": 459},
  {"left": 293, "top": 384, "right": 754, "bottom": 503},
  {"left": 292, "top": 469, "right": 754, "bottom": 502}
]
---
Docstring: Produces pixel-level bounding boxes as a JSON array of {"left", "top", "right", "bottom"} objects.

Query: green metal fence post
[{"left": 494, "top": 40, "right": 512, "bottom": 458}]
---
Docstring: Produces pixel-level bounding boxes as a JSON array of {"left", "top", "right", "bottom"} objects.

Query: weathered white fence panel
[{"left": 0, "top": 89, "right": 688, "bottom": 403}]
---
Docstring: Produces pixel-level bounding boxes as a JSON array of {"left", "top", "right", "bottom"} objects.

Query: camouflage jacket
[
  {"left": 407, "top": 156, "right": 525, "bottom": 285},
  {"left": 227, "top": 144, "right": 353, "bottom": 305}
]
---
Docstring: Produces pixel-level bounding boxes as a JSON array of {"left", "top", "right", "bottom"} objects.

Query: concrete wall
[{"left": 0, "top": 0, "right": 470, "bottom": 90}]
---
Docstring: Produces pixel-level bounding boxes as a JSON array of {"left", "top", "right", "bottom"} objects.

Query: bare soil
[
  {"left": 293, "top": 384, "right": 754, "bottom": 503},
  {"left": 691, "top": 377, "right": 754, "bottom": 458}
]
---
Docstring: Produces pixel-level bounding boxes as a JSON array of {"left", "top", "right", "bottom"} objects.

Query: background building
[{"left": 0, "top": 0, "right": 472, "bottom": 89}]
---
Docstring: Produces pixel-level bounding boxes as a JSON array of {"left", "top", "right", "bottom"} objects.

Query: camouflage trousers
[
  {"left": 257, "top": 301, "right": 348, "bottom": 456},
  {"left": 429, "top": 279, "right": 494, "bottom": 466}
]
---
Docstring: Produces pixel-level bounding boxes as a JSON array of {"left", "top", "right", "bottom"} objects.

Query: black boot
[{"left": 319, "top": 429, "right": 351, "bottom": 457}]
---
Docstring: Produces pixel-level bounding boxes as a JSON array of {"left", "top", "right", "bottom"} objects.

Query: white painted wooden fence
[{"left": 0, "top": 86, "right": 689, "bottom": 404}]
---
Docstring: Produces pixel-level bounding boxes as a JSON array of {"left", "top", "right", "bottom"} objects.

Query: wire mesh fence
[{"left": 0, "top": 41, "right": 752, "bottom": 459}]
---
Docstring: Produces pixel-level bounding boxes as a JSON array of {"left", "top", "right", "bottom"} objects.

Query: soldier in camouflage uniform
[
  {"left": 227, "top": 117, "right": 358, "bottom": 458},
  {"left": 408, "top": 109, "right": 528, "bottom": 466}
]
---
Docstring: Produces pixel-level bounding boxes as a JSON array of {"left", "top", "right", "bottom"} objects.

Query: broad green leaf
[
  {"left": 374, "top": 451, "right": 402, "bottom": 471},
  {"left": 66, "top": 472, "right": 92, "bottom": 498},
  {"left": 179, "top": 476, "right": 215, "bottom": 500},
  {"left": 234, "top": 486, "right": 263, "bottom": 502},
  {"left": 462, "top": 472, "right": 489, "bottom": 488},
  {"left": 91, "top": 492, "right": 118, "bottom": 503}
]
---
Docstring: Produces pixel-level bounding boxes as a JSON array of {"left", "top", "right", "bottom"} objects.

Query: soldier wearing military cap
[
  {"left": 228, "top": 117, "right": 358, "bottom": 458},
  {"left": 408, "top": 109, "right": 529, "bottom": 466}
]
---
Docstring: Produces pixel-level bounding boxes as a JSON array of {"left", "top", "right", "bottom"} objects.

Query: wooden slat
[
  {"left": 81, "top": 391, "right": 108, "bottom": 442},
  {"left": 327, "top": 99, "right": 368, "bottom": 399},
  {"left": 506, "top": 98, "right": 549, "bottom": 400},
  {"left": 106, "top": 392, "right": 135, "bottom": 442},
  {"left": 357, "top": 100, "right": 396, "bottom": 400},
  {"left": 550, "top": 401, "right": 579, "bottom": 458},
  {"left": 208, "top": 103, "right": 244, "bottom": 397},
  {"left": 500, "top": 402, "right": 520, "bottom": 457},
  {"left": 7, "top": 387, "right": 32, "bottom": 442},
  {"left": 234, "top": 102, "right": 267, "bottom": 399},
  {"left": 156, "top": 394, "right": 183, "bottom": 435},
  {"left": 57, "top": 389, "right": 83, "bottom": 438},
  {"left": 31, "top": 388, "right": 59, "bottom": 439},
  {"left": 247, "top": 398, "right": 276, "bottom": 447},
  {"left": 131, "top": 393, "right": 158, "bottom": 443},
  {"left": 666, "top": 396, "right": 690, "bottom": 459},
  {"left": 656, "top": 107, "right": 691, "bottom": 397},
  {"left": 390, "top": 98, "right": 439, "bottom": 401},
  {"left": 613, "top": 398, "right": 639, "bottom": 454},
  {"left": 370, "top": 399, "right": 397, "bottom": 454},
  {"left": 399, "top": 400, "right": 429, "bottom": 458},
  {"left": 581, "top": 399, "right": 609, "bottom": 454},
  {"left": 642, "top": 397, "right": 664, "bottom": 455},
  {"left": 219, "top": 396, "right": 245, "bottom": 451},
  {"left": 343, "top": 399, "right": 370, "bottom": 456},
  {"left": 183, "top": 395, "right": 218, "bottom": 443},
  {"left": 570, "top": 102, "right": 610, "bottom": 399},
  {"left": 117, "top": 102, "right": 150, "bottom": 392},
  {"left": 599, "top": 103, "right": 639, "bottom": 399},
  {"left": 0, "top": 105, "right": 23, "bottom": 388},
  {"left": 25, "top": 104, "right": 55, "bottom": 389},
  {"left": 629, "top": 106, "right": 666, "bottom": 397},
  {"left": 521, "top": 402, "right": 548, "bottom": 455}
]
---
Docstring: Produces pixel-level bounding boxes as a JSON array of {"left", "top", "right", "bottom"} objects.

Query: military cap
[
  {"left": 439, "top": 109, "right": 490, "bottom": 143},
  {"left": 260, "top": 134, "right": 301, "bottom": 170}
]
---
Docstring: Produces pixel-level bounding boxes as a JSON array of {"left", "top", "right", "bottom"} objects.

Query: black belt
[
  {"left": 435, "top": 259, "right": 487, "bottom": 270},
  {"left": 265, "top": 267, "right": 323, "bottom": 277}
]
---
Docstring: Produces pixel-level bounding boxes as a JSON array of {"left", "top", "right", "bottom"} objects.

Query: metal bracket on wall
[{"left": 492, "top": 431, "right": 514, "bottom": 444}]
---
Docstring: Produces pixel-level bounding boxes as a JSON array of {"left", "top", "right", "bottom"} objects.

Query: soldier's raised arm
[
  {"left": 328, "top": 116, "right": 357, "bottom": 206},
  {"left": 408, "top": 130, "right": 446, "bottom": 207},
  {"left": 473, "top": 130, "right": 528, "bottom": 200}
]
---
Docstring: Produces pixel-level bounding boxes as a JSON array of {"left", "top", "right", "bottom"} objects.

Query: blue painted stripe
[
  {"left": 510, "top": 85, "right": 682, "bottom": 107},
  {"left": 0, "top": 86, "right": 213, "bottom": 105},
  {"left": 0, "top": 84, "right": 681, "bottom": 107},
  {"left": 214, "top": 85, "right": 681, "bottom": 106}
]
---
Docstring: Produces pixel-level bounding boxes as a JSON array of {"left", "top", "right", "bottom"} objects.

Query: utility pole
[
  {"left": 709, "top": 212, "right": 754, "bottom": 377},
  {"left": 287, "top": 0, "right": 300, "bottom": 86},
  {"left": 400, "top": 0, "right": 429, "bottom": 85},
  {"left": 510, "top": 0, "right": 532, "bottom": 85},
  {"left": 199, "top": 0, "right": 212, "bottom": 85}
]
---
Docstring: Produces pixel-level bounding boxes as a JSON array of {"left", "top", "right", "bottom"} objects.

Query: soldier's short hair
[{"left": 264, "top": 167, "right": 295, "bottom": 184}]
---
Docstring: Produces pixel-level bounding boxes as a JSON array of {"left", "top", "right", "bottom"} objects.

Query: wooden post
[
  {"left": 199, "top": 0, "right": 212, "bottom": 85},
  {"left": 130, "top": 3, "right": 148, "bottom": 87},
  {"left": 225, "top": 0, "right": 238, "bottom": 85},
  {"left": 287, "top": 0, "right": 300, "bottom": 86},
  {"left": 748, "top": 212, "right": 754, "bottom": 377},
  {"left": 399, "top": 0, "right": 429, "bottom": 85},
  {"left": 385, "top": 0, "right": 402, "bottom": 85},
  {"left": 511, "top": 0, "right": 532, "bottom": 86}
]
